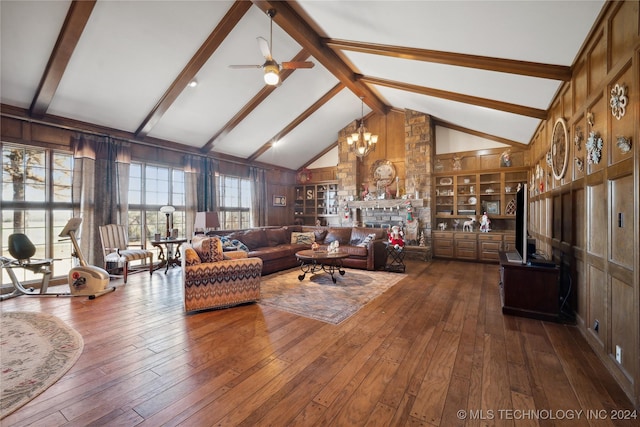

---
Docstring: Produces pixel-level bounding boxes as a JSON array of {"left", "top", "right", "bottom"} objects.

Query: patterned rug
[
  {"left": 259, "top": 268, "right": 407, "bottom": 324},
  {"left": 0, "top": 311, "right": 84, "bottom": 419}
]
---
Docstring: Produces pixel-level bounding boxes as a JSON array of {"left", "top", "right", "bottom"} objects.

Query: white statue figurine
[{"left": 479, "top": 212, "right": 491, "bottom": 232}]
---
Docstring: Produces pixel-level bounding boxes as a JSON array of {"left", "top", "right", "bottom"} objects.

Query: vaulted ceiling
[{"left": 1, "top": 0, "right": 605, "bottom": 170}]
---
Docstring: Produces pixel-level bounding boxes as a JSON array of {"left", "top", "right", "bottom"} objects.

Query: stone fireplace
[{"left": 335, "top": 109, "right": 434, "bottom": 258}]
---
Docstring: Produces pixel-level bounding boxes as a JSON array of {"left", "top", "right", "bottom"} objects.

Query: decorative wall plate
[
  {"left": 439, "top": 177, "right": 453, "bottom": 185},
  {"left": 586, "top": 131, "right": 603, "bottom": 164},
  {"left": 616, "top": 136, "right": 631, "bottom": 154},
  {"left": 468, "top": 196, "right": 477, "bottom": 205},
  {"left": 610, "top": 83, "right": 628, "bottom": 120},
  {"left": 551, "top": 118, "right": 568, "bottom": 180}
]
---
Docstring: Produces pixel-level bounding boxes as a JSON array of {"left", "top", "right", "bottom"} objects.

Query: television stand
[{"left": 498, "top": 251, "right": 561, "bottom": 322}]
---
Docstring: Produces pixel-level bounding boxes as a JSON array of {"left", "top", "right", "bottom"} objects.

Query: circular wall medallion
[{"left": 551, "top": 118, "right": 568, "bottom": 180}]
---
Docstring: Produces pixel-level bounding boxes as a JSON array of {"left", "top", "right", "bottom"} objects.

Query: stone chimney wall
[{"left": 336, "top": 109, "right": 434, "bottom": 254}]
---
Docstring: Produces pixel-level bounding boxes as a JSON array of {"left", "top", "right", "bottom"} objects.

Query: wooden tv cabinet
[{"left": 498, "top": 251, "right": 560, "bottom": 322}]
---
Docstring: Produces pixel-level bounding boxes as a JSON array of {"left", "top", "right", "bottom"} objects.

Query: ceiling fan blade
[
  {"left": 281, "top": 61, "right": 315, "bottom": 70},
  {"left": 229, "top": 64, "right": 263, "bottom": 69},
  {"left": 257, "top": 37, "right": 272, "bottom": 61}
]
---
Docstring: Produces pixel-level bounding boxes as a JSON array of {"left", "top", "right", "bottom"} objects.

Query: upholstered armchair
[
  {"left": 99, "top": 224, "right": 154, "bottom": 283},
  {"left": 182, "top": 236, "right": 262, "bottom": 313}
]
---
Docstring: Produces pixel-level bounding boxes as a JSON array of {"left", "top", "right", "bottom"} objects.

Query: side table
[
  {"left": 151, "top": 238, "right": 187, "bottom": 273},
  {"left": 385, "top": 243, "right": 406, "bottom": 272}
]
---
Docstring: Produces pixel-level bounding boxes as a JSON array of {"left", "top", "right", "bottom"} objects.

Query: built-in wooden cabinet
[
  {"left": 432, "top": 231, "right": 515, "bottom": 263},
  {"left": 478, "top": 233, "right": 503, "bottom": 262},
  {"left": 294, "top": 181, "right": 338, "bottom": 225},
  {"left": 434, "top": 168, "right": 527, "bottom": 222},
  {"left": 432, "top": 231, "right": 454, "bottom": 258},
  {"left": 454, "top": 233, "right": 477, "bottom": 260}
]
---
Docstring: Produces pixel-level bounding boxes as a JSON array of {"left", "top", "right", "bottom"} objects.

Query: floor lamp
[{"left": 194, "top": 212, "right": 220, "bottom": 235}]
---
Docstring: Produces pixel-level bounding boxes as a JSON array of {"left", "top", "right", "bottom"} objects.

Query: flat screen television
[{"left": 515, "top": 184, "right": 528, "bottom": 263}]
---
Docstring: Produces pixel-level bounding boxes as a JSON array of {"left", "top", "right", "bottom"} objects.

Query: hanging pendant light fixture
[{"left": 347, "top": 97, "right": 378, "bottom": 159}]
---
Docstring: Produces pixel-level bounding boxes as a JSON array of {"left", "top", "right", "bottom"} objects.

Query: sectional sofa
[{"left": 209, "top": 225, "right": 389, "bottom": 275}]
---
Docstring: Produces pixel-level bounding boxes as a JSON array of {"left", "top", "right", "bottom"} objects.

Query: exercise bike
[{"left": 0, "top": 217, "right": 115, "bottom": 300}]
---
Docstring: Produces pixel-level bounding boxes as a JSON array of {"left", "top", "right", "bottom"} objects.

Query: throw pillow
[
  {"left": 218, "top": 235, "right": 235, "bottom": 248},
  {"left": 184, "top": 247, "right": 201, "bottom": 265},
  {"left": 231, "top": 239, "right": 250, "bottom": 252},
  {"left": 193, "top": 237, "right": 224, "bottom": 263},
  {"left": 357, "top": 233, "right": 378, "bottom": 247},
  {"left": 291, "top": 231, "right": 315, "bottom": 245}
]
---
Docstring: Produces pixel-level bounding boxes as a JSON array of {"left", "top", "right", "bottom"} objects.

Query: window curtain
[
  {"left": 72, "top": 134, "right": 131, "bottom": 266},
  {"left": 183, "top": 155, "right": 200, "bottom": 238},
  {"left": 198, "top": 157, "right": 218, "bottom": 212},
  {"left": 250, "top": 166, "right": 267, "bottom": 227}
]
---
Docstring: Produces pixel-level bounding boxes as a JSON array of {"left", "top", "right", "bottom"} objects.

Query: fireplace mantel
[{"left": 347, "top": 198, "right": 425, "bottom": 209}]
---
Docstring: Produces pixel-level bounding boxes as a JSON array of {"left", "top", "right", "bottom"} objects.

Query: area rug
[
  {"left": 0, "top": 311, "right": 84, "bottom": 419},
  {"left": 259, "top": 268, "right": 407, "bottom": 324}
]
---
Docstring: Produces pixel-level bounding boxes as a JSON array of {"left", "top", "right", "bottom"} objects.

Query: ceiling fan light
[
  {"left": 264, "top": 71, "right": 279, "bottom": 85},
  {"left": 263, "top": 62, "right": 280, "bottom": 85}
]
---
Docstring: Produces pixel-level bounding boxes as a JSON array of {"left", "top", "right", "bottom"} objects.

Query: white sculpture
[
  {"left": 463, "top": 216, "right": 476, "bottom": 232},
  {"left": 479, "top": 212, "right": 491, "bottom": 232}
]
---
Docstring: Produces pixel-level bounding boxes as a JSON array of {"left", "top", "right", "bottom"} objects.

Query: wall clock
[
  {"left": 371, "top": 160, "right": 396, "bottom": 187},
  {"left": 551, "top": 118, "right": 568, "bottom": 180}
]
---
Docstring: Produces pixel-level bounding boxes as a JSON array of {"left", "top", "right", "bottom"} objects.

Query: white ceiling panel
[
  {"left": 213, "top": 59, "right": 340, "bottom": 158},
  {"left": 48, "top": 0, "right": 233, "bottom": 132},
  {"left": 376, "top": 85, "right": 541, "bottom": 144},
  {"left": 0, "top": 0, "right": 71, "bottom": 108},
  {"left": 297, "top": 1, "right": 604, "bottom": 64},
  {"left": 256, "top": 89, "right": 364, "bottom": 169},
  {"left": 343, "top": 51, "right": 562, "bottom": 110}
]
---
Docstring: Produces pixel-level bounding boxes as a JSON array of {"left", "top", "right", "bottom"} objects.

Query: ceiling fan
[{"left": 229, "top": 9, "right": 314, "bottom": 85}]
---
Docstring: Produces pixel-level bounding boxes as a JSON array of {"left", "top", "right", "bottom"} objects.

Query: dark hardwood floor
[{"left": 1, "top": 259, "right": 636, "bottom": 426}]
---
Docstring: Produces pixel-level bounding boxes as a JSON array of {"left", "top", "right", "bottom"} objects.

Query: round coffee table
[{"left": 295, "top": 250, "right": 349, "bottom": 283}]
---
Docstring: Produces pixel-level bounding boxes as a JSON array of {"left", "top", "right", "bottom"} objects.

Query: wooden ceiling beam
[
  {"left": 248, "top": 82, "right": 345, "bottom": 161},
  {"left": 29, "top": 1, "right": 96, "bottom": 118},
  {"left": 250, "top": 0, "right": 388, "bottom": 115},
  {"left": 325, "top": 39, "right": 572, "bottom": 81},
  {"left": 201, "top": 49, "right": 312, "bottom": 153},
  {"left": 359, "top": 75, "right": 548, "bottom": 120},
  {"left": 135, "top": 1, "right": 252, "bottom": 138}
]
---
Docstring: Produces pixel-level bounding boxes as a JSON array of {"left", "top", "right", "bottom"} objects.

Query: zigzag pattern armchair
[{"left": 182, "top": 236, "right": 262, "bottom": 313}]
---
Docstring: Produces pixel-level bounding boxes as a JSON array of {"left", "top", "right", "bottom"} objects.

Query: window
[
  {"left": 128, "top": 163, "right": 185, "bottom": 245},
  {"left": 217, "top": 174, "right": 252, "bottom": 229},
  {"left": 1, "top": 143, "right": 75, "bottom": 285}
]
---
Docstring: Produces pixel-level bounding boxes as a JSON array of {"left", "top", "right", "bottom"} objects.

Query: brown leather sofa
[{"left": 209, "top": 225, "right": 388, "bottom": 275}]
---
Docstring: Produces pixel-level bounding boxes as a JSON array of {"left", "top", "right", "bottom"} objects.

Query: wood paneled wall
[{"left": 528, "top": 1, "right": 639, "bottom": 408}]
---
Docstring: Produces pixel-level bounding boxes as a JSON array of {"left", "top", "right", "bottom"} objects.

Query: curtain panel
[
  {"left": 250, "top": 166, "right": 267, "bottom": 227},
  {"left": 197, "top": 157, "right": 218, "bottom": 212},
  {"left": 72, "top": 134, "right": 131, "bottom": 266},
  {"left": 183, "top": 155, "right": 200, "bottom": 238}
]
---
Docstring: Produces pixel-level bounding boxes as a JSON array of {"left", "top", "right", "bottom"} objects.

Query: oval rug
[{"left": 1, "top": 311, "right": 84, "bottom": 419}]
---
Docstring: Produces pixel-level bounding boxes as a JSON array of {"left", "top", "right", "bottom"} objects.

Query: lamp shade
[
  {"left": 159, "top": 205, "right": 175, "bottom": 214},
  {"left": 194, "top": 211, "right": 220, "bottom": 231}
]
